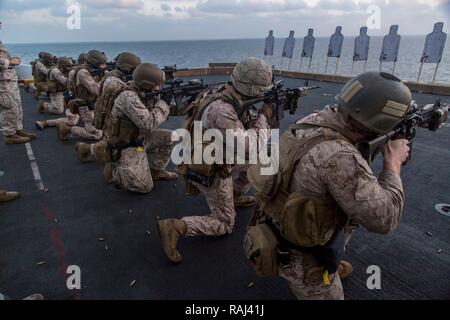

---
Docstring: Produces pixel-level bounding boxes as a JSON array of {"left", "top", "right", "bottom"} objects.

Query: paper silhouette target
[
  {"left": 421, "top": 22, "right": 447, "bottom": 64},
  {"left": 302, "top": 29, "right": 315, "bottom": 58},
  {"left": 380, "top": 25, "right": 401, "bottom": 63},
  {"left": 354, "top": 27, "right": 370, "bottom": 61},
  {"left": 282, "top": 31, "right": 295, "bottom": 59},
  {"left": 264, "top": 30, "right": 275, "bottom": 56},
  {"left": 328, "top": 26, "right": 344, "bottom": 58}
]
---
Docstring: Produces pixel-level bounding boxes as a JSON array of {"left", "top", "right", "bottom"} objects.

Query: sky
[{"left": 0, "top": 0, "right": 449, "bottom": 43}]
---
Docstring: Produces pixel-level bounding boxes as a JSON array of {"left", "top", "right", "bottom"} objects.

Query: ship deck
[{"left": 1, "top": 74, "right": 450, "bottom": 300}]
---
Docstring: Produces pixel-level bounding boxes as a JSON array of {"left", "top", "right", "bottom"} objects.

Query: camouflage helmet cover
[
  {"left": 77, "top": 53, "right": 88, "bottom": 65},
  {"left": 231, "top": 57, "right": 273, "bottom": 97},
  {"left": 132, "top": 63, "right": 166, "bottom": 91},
  {"left": 39, "top": 52, "right": 55, "bottom": 66},
  {"left": 336, "top": 71, "right": 413, "bottom": 134},
  {"left": 56, "top": 57, "right": 73, "bottom": 71},
  {"left": 115, "top": 52, "right": 141, "bottom": 74},
  {"left": 86, "top": 50, "right": 108, "bottom": 68}
]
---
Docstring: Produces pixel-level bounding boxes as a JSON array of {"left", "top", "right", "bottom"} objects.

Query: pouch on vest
[
  {"left": 47, "top": 79, "right": 57, "bottom": 93},
  {"left": 244, "top": 223, "right": 279, "bottom": 277},
  {"left": 247, "top": 163, "right": 281, "bottom": 202},
  {"left": 68, "top": 99, "right": 79, "bottom": 114},
  {"left": 280, "top": 193, "right": 340, "bottom": 248}
]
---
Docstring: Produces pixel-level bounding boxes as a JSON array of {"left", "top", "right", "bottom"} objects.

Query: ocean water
[{"left": 6, "top": 36, "right": 450, "bottom": 84}]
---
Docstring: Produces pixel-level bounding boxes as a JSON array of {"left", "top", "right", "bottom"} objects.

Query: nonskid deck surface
[{"left": 0, "top": 75, "right": 449, "bottom": 300}]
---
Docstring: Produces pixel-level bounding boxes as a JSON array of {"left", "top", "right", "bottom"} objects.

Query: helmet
[
  {"left": 336, "top": 72, "right": 412, "bottom": 134},
  {"left": 231, "top": 57, "right": 273, "bottom": 97},
  {"left": 115, "top": 52, "right": 141, "bottom": 74},
  {"left": 132, "top": 63, "right": 165, "bottom": 91},
  {"left": 86, "top": 50, "right": 108, "bottom": 68},
  {"left": 77, "top": 53, "right": 88, "bottom": 65},
  {"left": 39, "top": 52, "right": 55, "bottom": 66},
  {"left": 56, "top": 57, "right": 73, "bottom": 72}
]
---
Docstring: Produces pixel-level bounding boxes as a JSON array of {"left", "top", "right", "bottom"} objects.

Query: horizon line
[{"left": 5, "top": 34, "right": 429, "bottom": 46}]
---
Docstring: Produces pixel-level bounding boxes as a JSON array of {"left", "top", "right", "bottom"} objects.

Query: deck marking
[{"left": 25, "top": 142, "right": 45, "bottom": 191}]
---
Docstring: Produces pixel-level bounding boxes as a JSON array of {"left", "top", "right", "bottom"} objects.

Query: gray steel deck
[{"left": 0, "top": 75, "right": 449, "bottom": 300}]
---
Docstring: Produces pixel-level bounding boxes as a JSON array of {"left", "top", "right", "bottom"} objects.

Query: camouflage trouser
[
  {"left": 0, "top": 83, "right": 23, "bottom": 136},
  {"left": 45, "top": 109, "right": 80, "bottom": 127},
  {"left": 34, "top": 81, "right": 47, "bottom": 98},
  {"left": 279, "top": 251, "right": 344, "bottom": 300},
  {"left": 43, "top": 92, "right": 64, "bottom": 114},
  {"left": 182, "top": 165, "right": 250, "bottom": 237},
  {"left": 112, "top": 129, "right": 174, "bottom": 193},
  {"left": 70, "top": 106, "right": 103, "bottom": 140}
]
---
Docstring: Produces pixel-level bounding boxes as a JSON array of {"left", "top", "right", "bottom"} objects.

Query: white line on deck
[{"left": 25, "top": 142, "right": 45, "bottom": 191}]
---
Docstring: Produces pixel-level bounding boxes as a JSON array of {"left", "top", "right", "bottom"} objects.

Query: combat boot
[
  {"left": 57, "top": 124, "right": 72, "bottom": 141},
  {"left": 37, "top": 100, "right": 46, "bottom": 113},
  {"left": 157, "top": 219, "right": 187, "bottom": 263},
  {"left": 151, "top": 169, "right": 179, "bottom": 181},
  {"left": 4, "top": 134, "right": 30, "bottom": 144},
  {"left": 35, "top": 121, "right": 47, "bottom": 130},
  {"left": 102, "top": 163, "right": 114, "bottom": 184},
  {"left": 338, "top": 260, "right": 353, "bottom": 280},
  {"left": 0, "top": 190, "right": 20, "bottom": 202},
  {"left": 234, "top": 195, "right": 257, "bottom": 207},
  {"left": 75, "top": 142, "right": 92, "bottom": 163},
  {"left": 17, "top": 130, "right": 37, "bottom": 139}
]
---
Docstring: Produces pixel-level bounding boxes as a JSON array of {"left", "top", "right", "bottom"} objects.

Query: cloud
[
  {"left": 79, "top": 0, "right": 144, "bottom": 9},
  {"left": 195, "top": 0, "right": 306, "bottom": 15},
  {"left": 161, "top": 3, "right": 172, "bottom": 11},
  {"left": 0, "top": 0, "right": 55, "bottom": 11},
  {"left": 0, "top": 0, "right": 447, "bottom": 43}
]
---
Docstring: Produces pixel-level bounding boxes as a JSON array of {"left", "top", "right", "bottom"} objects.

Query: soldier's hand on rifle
[
  {"left": 382, "top": 139, "right": 410, "bottom": 175},
  {"left": 9, "top": 57, "right": 21, "bottom": 66}
]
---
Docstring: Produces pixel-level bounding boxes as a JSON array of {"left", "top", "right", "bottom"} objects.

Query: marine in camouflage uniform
[
  {"left": 157, "top": 58, "right": 274, "bottom": 263},
  {"left": 94, "top": 63, "right": 178, "bottom": 193},
  {"left": 32, "top": 52, "right": 54, "bottom": 99},
  {"left": 249, "top": 72, "right": 412, "bottom": 300},
  {"left": 37, "top": 57, "right": 72, "bottom": 115},
  {"left": 57, "top": 50, "right": 106, "bottom": 141},
  {"left": 35, "top": 54, "right": 87, "bottom": 130},
  {"left": 0, "top": 42, "right": 36, "bottom": 144},
  {"left": 74, "top": 52, "right": 142, "bottom": 163}
]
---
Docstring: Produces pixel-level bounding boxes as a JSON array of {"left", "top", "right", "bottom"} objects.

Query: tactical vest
[
  {"left": 177, "top": 83, "right": 245, "bottom": 193},
  {"left": 32, "top": 60, "right": 47, "bottom": 83},
  {"left": 47, "top": 67, "right": 67, "bottom": 93},
  {"left": 103, "top": 85, "right": 142, "bottom": 147},
  {"left": 247, "top": 122, "right": 350, "bottom": 248},
  {"left": 72, "top": 66, "right": 97, "bottom": 102},
  {"left": 94, "top": 72, "right": 128, "bottom": 130}
]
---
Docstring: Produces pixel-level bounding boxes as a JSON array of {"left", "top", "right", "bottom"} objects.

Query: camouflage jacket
[
  {"left": 111, "top": 90, "right": 170, "bottom": 135},
  {"left": 49, "top": 67, "right": 67, "bottom": 86},
  {"left": 35, "top": 61, "right": 49, "bottom": 80},
  {"left": 76, "top": 68, "right": 100, "bottom": 97},
  {"left": 201, "top": 98, "right": 270, "bottom": 157},
  {"left": 0, "top": 43, "right": 17, "bottom": 83},
  {"left": 290, "top": 106, "right": 404, "bottom": 234}
]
